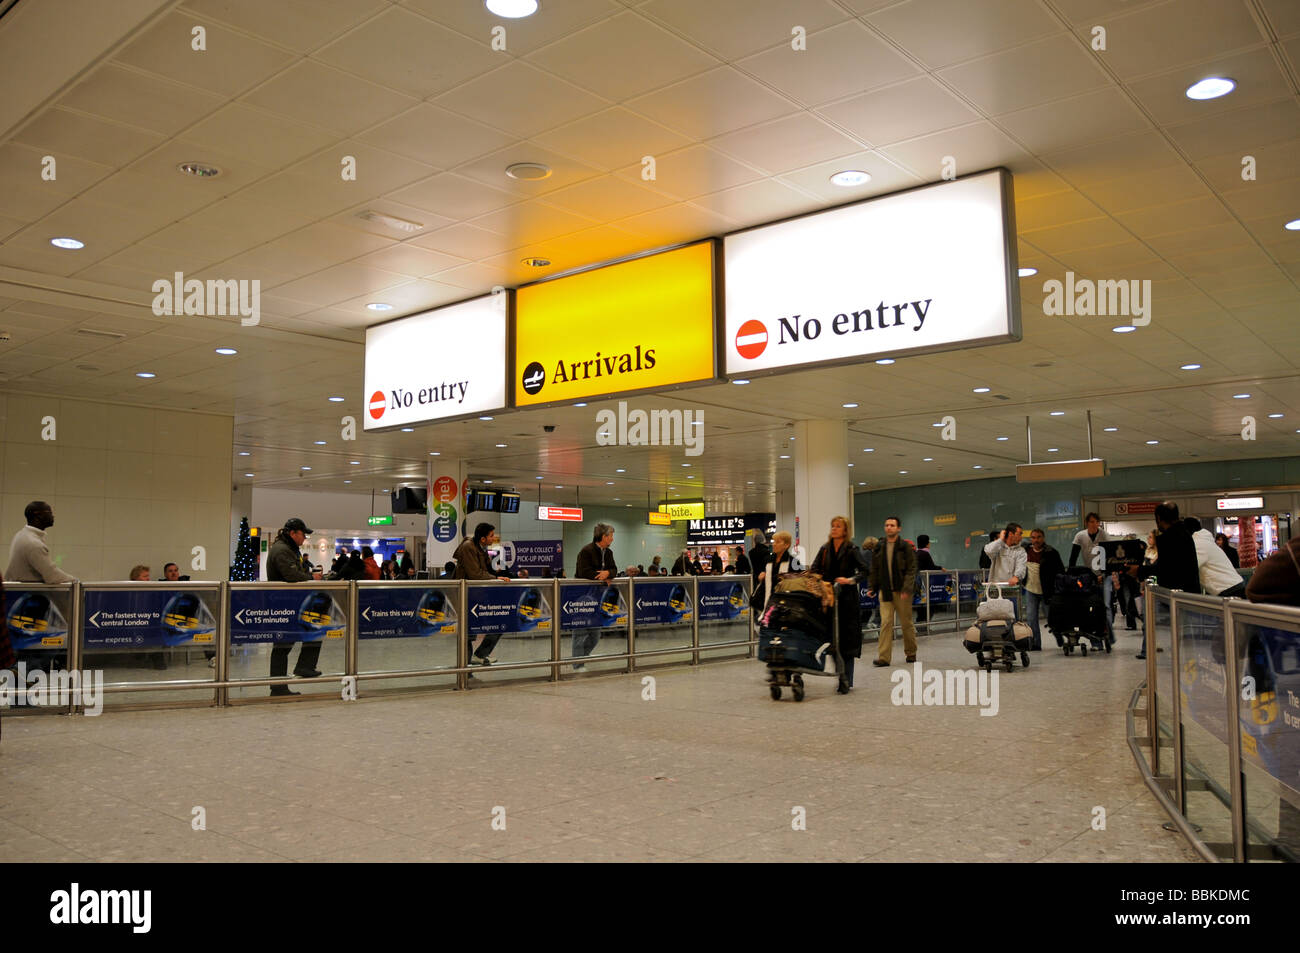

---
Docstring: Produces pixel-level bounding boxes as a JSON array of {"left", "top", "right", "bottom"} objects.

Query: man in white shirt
[
  {"left": 1185, "top": 517, "right": 1246, "bottom": 597},
  {"left": 6, "top": 501, "right": 75, "bottom": 583},
  {"left": 983, "top": 523, "right": 1027, "bottom": 619}
]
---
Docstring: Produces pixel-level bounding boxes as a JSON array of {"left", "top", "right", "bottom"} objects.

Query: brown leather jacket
[{"left": 1246, "top": 538, "right": 1300, "bottom": 606}]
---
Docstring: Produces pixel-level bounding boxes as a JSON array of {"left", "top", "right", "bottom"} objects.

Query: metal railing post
[
  {"left": 1145, "top": 584, "right": 1157, "bottom": 774},
  {"left": 216, "top": 582, "right": 229, "bottom": 708},
  {"left": 456, "top": 580, "right": 468, "bottom": 691},
  {"left": 627, "top": 577, "right": 637, "bottom": 674},
  {"left": 550, "top": 577, "right": 560, "bottom": 681},
  {"left": 1169, "top": 594, "right": 1185, "bottom": 815},
  {"left": 1222, "top": 597, "right": 1246, "bottom": 863},
  {"left": 691, "top": 575, "right": 700, "bottom": 665},
  {"left": 68, "top": 581, "right": 82, "bottom": 715},
  {"left": 347, "top": 581, "right": 359, "bottom": 697}
]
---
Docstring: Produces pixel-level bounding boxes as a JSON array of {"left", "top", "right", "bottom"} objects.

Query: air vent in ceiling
[
  {"left": 356, "top": 210, "right": 424, "bottom": 233},
  {"left": 993, "top": 394, "right": 1011, "bottom": 401},
  {"left": 75, "top": 328, "right": 126, "bottom": 340}
]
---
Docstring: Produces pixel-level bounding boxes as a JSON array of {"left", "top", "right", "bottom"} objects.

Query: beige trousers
[{"left": 877, "top": 594, "right": 918, "bottom": 663}]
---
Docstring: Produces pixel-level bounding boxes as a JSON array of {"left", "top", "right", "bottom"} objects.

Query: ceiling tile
[
  {"left": 996, "top": 86, "right": 1151, "bottom": 155},
  {"left": 691, "top": 178, "right": 820, "bottom": 222},
  {"left": 349, "top": 244, "right": 467, "bottom": 278},
  {"left": 639, "top": 0, "right": 849, "bottom": 60},
  {"left": 58, "top": 63, "right": 225, "bottom": 138},
  {"left": 776, "top": 150, "right": 922, "bottom": 201},
  {"left": 1162, "top": 98, "right": 1300, "bottom": 160},
  {"left": 433, "top": 61, "right": 609, "bottom": 139},
  {"left": 178, "top": 103, "right": 339, "bottom": 170},
  {"left": 390, "top": 173, "right": 518, "bottom": 220},
  {"left": 0, "top": 142, "right": 117, "bottom": 198},
  {"left": 410, "top": 223, "right": 519, "bottom": 260},
  {"left": 531, "top": 107, "right": 691, "bottom": 172},
  {"left": 624, "top": 66, "right": 799, "bottom": 140},
  {"left": 613, "top": 201, "right": 737, "bottom": 244},
  {"left": 269, "top": 263, "right": 412, "bottom": 307},
  {"left": 1098, "top": 0, "right": 1264, "bottom": 80},
  {"left": 878, "top": 120, "right": 1031, "bottom": 178},
  {"left": 1081, "top": 164, "right": 1213, "bottom": 214},
  {"left": 1114, "top": 195, "right": 1234, "bottom": 237},
  {"left": 867, "top": 0, "right": 1062, "bottom": 70},
  {"left": 1218, "top": 178, "right": 1300, "bottom": 221},
  {"left": 1014, "top": 189, "right": 1103, "bottom": 231},
  {"left": 405, "top": 0, "right": 622, "bottom": 55},
  {"left": 1018, "top": 216, "right": 1133, "bottom": 254},
  {"left": 241, "top": 60, "right": 419, "bottom": 137},
  {"left": 526, "top": 11, "right": 718, "bottom": 102},
  {"left": 738, "top": 20, "right": 921, "bottom": 107},
  {"left": 1194, "top": 138, "right": 1300, "bottom": 193},
  {"left": 1041, "top": 130, "right": 1184, "bottom": 188},
  {"left": 711, "top": 112, "right": 863, "bottom": 174},
  {"left": 452, "top": 143, "right": 603, "bottom": 199},
  {"left": 357, "top": 104, "right": 517, "bottom": 169},
  {"left": 534, "top": 176, "right": 671, "bottom": 223},
  {"left": 613, "top": 144, "right": 764, "bottom": 200},
  {"left": 316, "top": 6, "right": 501, "bottom": 98},
  {"left": 1126, "top": 48, "right": 1293, "bottom": 126},
  {"left": 471, "top": 198, "right": 600, "bottom": 244},
  {"left": 937, "top": 33, "right": 1111, "bottom": 115},
  {"left": 13, "top": 108, "right": 165, "bottom": 167},
  {"left": 180, "top": 0, "right": 388, "bottom": 53},
  {"left": 112, "top": 12, "right": 294, "bottom": 98},
  {"left": 818, "top": 76, "right": 980, "bottom": 147}
]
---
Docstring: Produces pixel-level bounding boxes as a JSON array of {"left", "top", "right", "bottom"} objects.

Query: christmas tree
[{"left": 231, "top": 516, "right": 259, "bottom": 581}]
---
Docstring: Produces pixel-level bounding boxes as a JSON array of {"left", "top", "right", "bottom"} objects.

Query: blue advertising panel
[
  {"left": 5, "top": 587, "right": 71, "bottom": 650},
  {"left": 83, "top": 589, "right": 218, "bottom": 649},
  {"left": 559, "top": 584, "right": 628, "bottom": 630},
  {"left": 358, "top": 586, "right": 459, "bottom": 640},
  {"left": 231, "top": 589, "right": 346, "bottom": 645},
  {"left": 1239, "top": 623, "right": 1300, "bottom": 796},
  {"left": 857, "top": 581, "right": 878, "bottom": 611},
  {"left": 467, "top": 585, "right": 553, "bottom": 636},
  {"left": 957, "top": 571, "right": 983, "bottom": 604},
  {"left": 929, "top": 572, "right": 954, "bottom": 605},
  {"left": 632, "top": 581, "right": 693, "bottom": 626},
  {"left": 698, "top": 579, "right": 749, "bottom": 622}
]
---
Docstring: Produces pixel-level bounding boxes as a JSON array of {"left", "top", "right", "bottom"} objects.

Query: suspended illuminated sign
[
  {"left": 1217, "top": 497, "right": 1264, "bottom": 510},
  {"left": 514, "top": 242, "right": 715, "bottom": 407},
  {"left": 723, "top": 169, "right": 1019, "bottom": 377}
]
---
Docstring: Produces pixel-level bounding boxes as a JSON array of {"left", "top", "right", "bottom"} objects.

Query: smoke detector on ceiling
[{"left": 75, "top": 328, "right": 126, "bottom": 340}]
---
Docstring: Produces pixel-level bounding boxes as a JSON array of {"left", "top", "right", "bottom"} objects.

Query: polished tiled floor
[{"left": 0, "top": 626, "right": 1201, "bottom": 862}]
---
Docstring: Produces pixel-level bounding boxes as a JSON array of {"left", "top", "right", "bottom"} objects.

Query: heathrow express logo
[{"left": 733, "top": 301, "right": 934, "bottom": 361}]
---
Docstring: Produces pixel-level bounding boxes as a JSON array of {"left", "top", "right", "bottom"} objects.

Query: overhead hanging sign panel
[
  {"left": 723, "top": 169, "right": 1019, "bottom": 377},
  {"left": 513, "top": 241, "right": 716, "bottom": 407},
  {"left": 364, "top": 293, "right": 508, "bottom": 431}
]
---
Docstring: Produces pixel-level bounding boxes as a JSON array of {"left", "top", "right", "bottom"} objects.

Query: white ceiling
[{"left": 0, "top": 0, "right": 1298, "bottom": 510}]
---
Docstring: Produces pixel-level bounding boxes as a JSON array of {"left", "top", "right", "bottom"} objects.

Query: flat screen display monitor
[{"left": 500, "top": 492, "right": 520, "bottom": 514}]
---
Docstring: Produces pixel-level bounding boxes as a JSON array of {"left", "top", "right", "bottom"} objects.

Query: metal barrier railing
[
  {"left": 1, "top": 574, "right": 755, "bottom": 711},
  {"left": 1131, "top": 584, "right": 1300, "bottom": 862}
]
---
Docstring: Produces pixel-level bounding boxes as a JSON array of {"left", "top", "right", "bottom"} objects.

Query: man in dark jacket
[
  {"left": 709, "top": 549, "right": 724, "bottom": 574},
  {"left": 1023, "top": 528, "right": 1065, "bottom": 650},
  {"left": 747, "top": 532, "right": 770, "bottom": 609},
  {"left": 267, "top": 517, "right": 323, "bottom": 697},
  {"left": 572, "top": 523, "right": 617, "bottom": 669},
  {"left": 1246, "top": 536, "right": 1300, "bottom": 605},
  {"left": 1137, "top": 502, "right": 1199, "bottom": 659},
  {"left": 867, "top": 516, "right": 918, "bottom": 667},
  {"left": 454, "top": 523, "right": 509, "bottom": 666}
]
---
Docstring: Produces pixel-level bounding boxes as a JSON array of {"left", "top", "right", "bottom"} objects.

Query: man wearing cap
[{"left": 267, "top": 517, "right": 323, "bottom": 697}]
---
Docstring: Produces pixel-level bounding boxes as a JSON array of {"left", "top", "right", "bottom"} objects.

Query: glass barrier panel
[
  {"left": 355, "top": 581, "right": 460, "bottom": 692},
  {"left": 558, "top": 578, "right": 629, "bottom": 671},
  {"left": 1177, "top": 601, "right": 1233, "bottom": 845},
  {"left": 4, "top": 583, "right": 76, "bottom": 716},
  {"left": 1235, "top": 614, "right": 1300, "bottom": 862},
  {"left": 926, "top": 572, "right": 956, "bottom": 633},
  {"left": 228, "top": 583, "right": 350, "bottom": 699},
  {"left": 1153, "top": 593, "right": 1175, "bottom": 745},
  {"left": 629, "top": 577, "right": 695, "bottom": 656},
  {"left": 956, "top": 571, "right": 984, "bottom": 626},
  {"left": 856, "top": 580, "right": 880, "bottom": 634},
  {"left": 698, "top": 574, "right": 753, "bottom": 653},
  {"left": 80, "top": 583, "right": 221, "bottom": 708},
  {"left": 462, "top": 580, "right": 556, "bottom": 683}
]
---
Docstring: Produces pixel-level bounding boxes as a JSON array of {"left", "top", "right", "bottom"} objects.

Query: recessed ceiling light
[
  {"left": 875, "top": 358, "right": 895, "bottom": 365},
  {"left": 996, "top": 436, "right": 1009, "bottom": 441},
  {"left": 899, "top": 470, "right": 908, "bottom": 474},
  {"left": 863, "top": 447, "right": 874, "bottom": 452},
  {"left": 1017, "top": 267, "right": 1038, "bottom": 278},
  {"left": 350, "top": 461, "right": 360, "bottom": 465},
  {"left": 215, "top": 347, "right": 237, "bottom": 355},
  {"left": 732, "top": 379, "right": 750, "bottom": 385},
  {"left": 328, "top": 395, "right": 344, "bottom": 402},
  {"left": 1286, "top": 219, "right": 1300, "bottom": 231},
  {"left": 681, "top": 462, "right": 691, "bottom": 467},
  {"left": 1104, "top": 427, "right": 1118, "bottom": 432},
  {"left": 858, "top": 482, "right": 866, "bottom": 486},
  {"left": 1186, "top": 77, "right": 1235, "bottom": 100},
  {"left": 344, "top": 480, "right": 351, "bottom": 484},
  {"left": 1048, "top": 448, "right": 1059, "bottom": 453},
  {"left": 482, "top": 480, "right": 493, "bottom": 485},
  {"left": 923, "top": 457, "right": 933, "bottom": 462},
  {"left": 1112, "top": 325, "right": 1136, "bottom": 333},
  {"left": 366, "top": 303, "right": 394, "bottom": 311},
  {"left": 244, "top": 472, "right": 254, "bottom": 477},
  {"left": 779, "top": 454, "right": 790, "bottom": 459},
  {"left": 842, "top": 402, "right": 859, "bottom": 408},
  {"left": 931, "top": 421, "right": 944, "bottom": 427},
  {"left": 1268, "top": 413, "right": 1284, "bottom": 419},
  {"left": 972, "top": 465, "right": 983, "bottom": 469},
  {"left": 616, "top": 468, "right": 625, "bottom": 473},
  {"left": 401, "top": 427, "right": 414, "bottom": 432},
  {"left": 536, "top": 476, "right": 543, "bottom": 480},
  {"left": 555, "top": 485, "right": 563, "bottom": 489},
  {"left": 1233, "top": 394, "right": 1251, "bottom": 399},
  {"left": 1049, "top": 411, "right": 1065, "bottom": 416},
  {"left": 495, "top": 443, "right": 507, "bottom": 448},
  {"left": 829, "top": 170, "right": 871, "bottom": 187},
  {"left": 572, "top": 403, "right": 586, "bottom": 408},
  {"left": 238, "top": 451, "right": 250, "bottom": 456},
  {"left": 301, "top": 466, "right": 312, "bottom": 470},
  {"left": 50, "top": 237, "right": 85, "bottom": 249},
  {"left": 606, "top": 481, "right": 614, "bottom": 485},
  {"left": 1146, "top": 440, "right": 1159, "bottom": 445},
  {"left": 1180, "top": 363, "right": 1201, "bottom": 370},
  {"left": 479, "top": 415, "right": 494, "bottom": 421},
  {"left": 848, "top": 463, "right": 855, "bottom": 467},
  {"left": 973, "top": 387, "right": 990, "bottom": 393},
  {"left": 486, "top": 0, "right": 538, "bottom": 18},
  {"left": 747, "top": 481, "right": 754, "bottom": 485},
  {"left": 505, "top": 161, "right": 552, "bottom": 180},
  {"left": 135, "top": 371, "right": 156, "bottom": 378},
  {"left": 177, "top": 161, "right": 220, "bottom": 177},
  {"left": 314, "top": 440, "right": 326, "bottom": 445}
]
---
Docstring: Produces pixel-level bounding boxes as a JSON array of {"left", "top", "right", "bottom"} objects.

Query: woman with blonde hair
[{"left": 810, "top": 516, "right": 867, "bottom": 692}]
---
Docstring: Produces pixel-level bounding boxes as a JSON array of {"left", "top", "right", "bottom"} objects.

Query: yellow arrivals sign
[
  {"left": 933, "top": 514, "right": 958, "bottom": 525},
  {"left": 659, "top": 502, "right": 705, "bottom": 520},
  {"left": 514, "top": 241, "right": 716, "bottom": 406},
  {"left": 647, "top": 511, "right": 673, "bottom": 526}
]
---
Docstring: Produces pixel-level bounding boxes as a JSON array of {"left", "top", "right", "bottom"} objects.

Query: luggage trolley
[
  {"left": 964, "top": 583, "right": 1031, "bottom": 673},
  {"left": 757, "top": 580, "right": 847, "bottom": 701}
]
